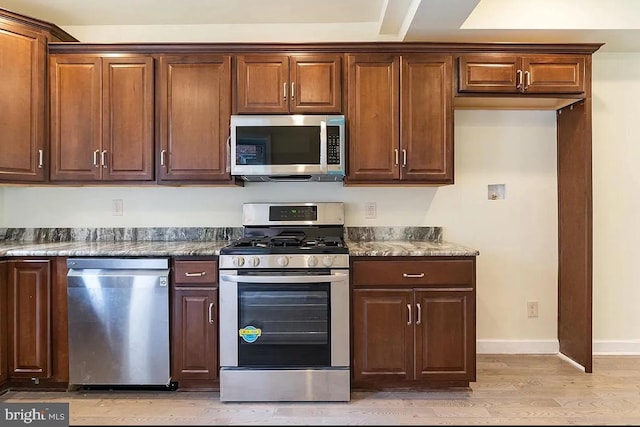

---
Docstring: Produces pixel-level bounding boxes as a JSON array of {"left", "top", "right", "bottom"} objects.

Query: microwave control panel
[{"left": 327, "top": 126, "right": 341, "bottom": 165}]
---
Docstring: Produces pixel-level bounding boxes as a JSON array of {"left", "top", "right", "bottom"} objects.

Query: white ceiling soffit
[
  {"left": 0, "top": 0, "right": 383, "bottom": 25},
  {"left": 404, "top": 0, "right": 640, "bottom": 52}
]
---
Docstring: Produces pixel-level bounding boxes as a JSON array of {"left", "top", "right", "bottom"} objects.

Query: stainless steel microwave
[{"left": 230, "top": 115, "right": 345, "bottom": 182}]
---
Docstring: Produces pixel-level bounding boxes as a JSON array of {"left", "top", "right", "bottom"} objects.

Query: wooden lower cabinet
[
  {"left": 0, "top": 258, "right": 68, "bottom": 388},
  {"left": 7, "top": 259, "right": 51, "bottom": 380},
  {"left": 171, "top": 258, "right": 219, "bottom": 390},
  {"left": 351, "top": 257, "right": 476, "bottom": 389},
  {"left": 0, "top": 261, "right": 7, "bottom": 385}
]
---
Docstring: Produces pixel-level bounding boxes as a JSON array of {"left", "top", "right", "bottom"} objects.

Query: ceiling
[{"left": 1, "top": 0, "right": 639, "bottom": 51}]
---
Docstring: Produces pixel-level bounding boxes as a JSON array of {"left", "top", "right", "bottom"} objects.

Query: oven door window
[
  {"left": 236, "top": 126, "right": 320, "bottom": 165},
  {"left": 237, "top": 282, "right": 330, "bottom": 367}
]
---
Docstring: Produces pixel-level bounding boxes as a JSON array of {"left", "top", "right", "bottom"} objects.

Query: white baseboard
[
  {"left": 476, "top": 339, "right": 559, "bottom": 354},
  {"left": 593, "top": 340, "right": 640, "bottom": 355},
  {"left": 477, "top": 339, "right": 640, "bottom": 355}
]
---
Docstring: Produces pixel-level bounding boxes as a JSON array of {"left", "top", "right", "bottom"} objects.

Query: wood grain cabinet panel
[
  {"left": 172, "top": 289, "right": 218, "bottom": 382},
  {"left": 171, "top": 258, "right": 219, "bottom": 389},
  {"left": 0, "top": 261, "right": 7, "bottom": 384},
  {"left": 0, "top": 24, "right": 46, "bottom": 182},
  {"left": 158, "top": 55, "right": 232, "bottom": 183},
  {"left": 351, "top": 257, "right": 476, "bottom": 389},
  {"left": 347, "top": 54, "right": 453, "bottom": 184},
  {"left": 49, "top": 55, "right": 154, "bottom": 182},
  {"left": 7, "top": 260, "right": 51, "bottom": 379},
  {"left": 458, "top": 54, "right": 585, "bottom": 94},
  {"left": 236, "top": 54, "right": 342, "bottom": 114}
]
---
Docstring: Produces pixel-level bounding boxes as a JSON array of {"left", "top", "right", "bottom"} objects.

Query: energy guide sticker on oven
[{"left": 239, "top": 326, "right": 262, "bottom": 343}]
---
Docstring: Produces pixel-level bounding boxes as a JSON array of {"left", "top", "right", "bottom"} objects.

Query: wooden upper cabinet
[
  {"left": 0, "top": 9, "right": 75, "bottom": 183},
  {"left": 49, "top": 55, "right": 154, "bottom": 182},
  {"left": 458, "top": 54, "right": 585, "bottom": 94},
  {"left": 347, "top": 53, "right": 453, "bottom": 184},
  {"left": 0, "top": 24, "right": 46, "bottom": 182},
  {"left": 235, "top": 54, "right": 342, "bottom": 114},
  {"left": 158, "top": 54, "right": 232, "bottom": 182}
]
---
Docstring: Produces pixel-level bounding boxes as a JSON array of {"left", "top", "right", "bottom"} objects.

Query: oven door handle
[{"left": 220, "top": 272, "right": 348, "bottom": 283}]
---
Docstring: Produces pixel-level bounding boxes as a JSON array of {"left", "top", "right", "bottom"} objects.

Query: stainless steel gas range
[{"left": 218, "top": 202, "right": 350, "bottom": 402}]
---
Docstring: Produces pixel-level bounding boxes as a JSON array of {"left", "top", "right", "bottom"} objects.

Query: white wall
[
  {"left": 2, "top": 110, "right": 560, "bottom": 349},
  {"left": 592, "top": 52, "right": 640, "bottom": 354}
]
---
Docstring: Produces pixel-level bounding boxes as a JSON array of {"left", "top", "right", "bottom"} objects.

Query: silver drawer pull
[
  {"left": 403, "top": 273, "right": 425, "bottom": 278},
  {"left": 185, "top": 271, "right": 206, "bottom": 277}
]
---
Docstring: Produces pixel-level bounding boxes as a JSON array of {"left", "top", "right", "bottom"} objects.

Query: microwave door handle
[
  {"left": 319, "top": 120, "right": 328, "bottom": 172},
  {"left": 220, "top": 272, "right": 348, "bottom": 283}
]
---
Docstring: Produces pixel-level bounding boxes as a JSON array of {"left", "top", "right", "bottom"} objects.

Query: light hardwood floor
[{"left": 2, "top": 355, "right": 640, "bottom": 425}]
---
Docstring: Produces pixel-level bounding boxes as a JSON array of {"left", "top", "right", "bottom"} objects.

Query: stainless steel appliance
[
  {"left": 67, "top": 258, "right": 171, "bottom": 386},
  {"left": 219, "top": 202, "right": 350, "bottom": 402},
  {"left": 230, "top": 115, "right": 345, "bottom": 182}
]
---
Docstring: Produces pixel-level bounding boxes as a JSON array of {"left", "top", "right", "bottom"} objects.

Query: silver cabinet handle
[
  {"left": 394, "top": 149, "right": 399, "bottom": 166},
  {"left": 160, "top": 150, "right": 166, "bottom": 166},
  {"left": 37, "top": 149, "right": 44, "bottom": 168},
  {"left": 407, "top": 304, "right": 412, "bottom": 325},
  {"left": 516, "top": 69, "right": 523, "bottom": 90},
  {"left": 93, "top": 150, "right": 100, "bottom": 168},
  {"left": 524, "top": 70, "right": 531, "bottom": 91},
  {"left": 101, "top": 150, "right": 107, "bottom": 168},
  {"left": 403, "top": 273, "right": 425, "bottom": 278},
  {"left": 291, "top": 81, "right": 295, "bottom": 100},
  {"left": 208, "top": 303, "right": 214, "bottom": 324},
  {"left": 416, "top": 303, "right": 422, "bottom": 325},
  {"left": 402, "top": 149, "right": 407, "bottom": 167},
  {"left": 185, "top": 271, "right": 206, "bottom": 277},
  {"left": 283, "top": 82, "right": 288, "bottom": 101}
]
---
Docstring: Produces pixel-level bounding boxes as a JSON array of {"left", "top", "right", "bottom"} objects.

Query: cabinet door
[
  {"left": 172, "top": 288, "right": 218, "bottom": 382},
  {"left": 290, "top": 54, "right": 342, "bottom": 113},
  {"left": 235, "top": 55, "right": 289, "bottom": 113},
  {"left": 102, "top": 57, "right": 154, "bottom": 181},
  {"left": 521, "top": 55, "right": 585, "bottom": 94},
  {"left": 7, "top": 260, "right": 51, "bottom": 379},
  {"left": 0, "top": 24, "right": 46, "bottom": 182},
  {"left": 0, "top": 261, "right": 7, "bottom": 384},
  {"left": 458, "top": 54, "right": 520, "bottom": 93},
  {"left": 158, "top": 55, "right": 232, "bottom": 182},
  {"left": 401, "top": 54, "right": 453, "bottom": 183},
  {"left": 414, "top": 289, "right": 475, "bottom": 382},
  {"left": 347, "top": 54, "right": 400, "bottom": 182},
  {"left": 50, "top": 55, "right": 102, "bottom": 181},
  {"left": 352, "top": 289, "right": 413, "bottom": 383}
]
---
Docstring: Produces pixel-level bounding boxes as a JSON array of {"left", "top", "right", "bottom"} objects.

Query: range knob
[
  {"left": 233, "top": 256, "right": 245, "bottom": 267},
  {"left": 322, "top": 255, "right": 334, "bottom": 267},
  {"left": 277, "top": 256, "right": 289, "bottom": 267},
  {"left": 307, "top": 256, "right": 318, "bottom": 267},
  {"left": 248, "top": 256, "right": 260, "bottom": 267}
]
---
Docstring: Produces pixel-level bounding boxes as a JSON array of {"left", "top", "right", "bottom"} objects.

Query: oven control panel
[{"left": 219, "top": 254, "right": 349, "bottom": 270}]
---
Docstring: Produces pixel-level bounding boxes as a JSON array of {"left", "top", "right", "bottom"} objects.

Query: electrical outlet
[
  {"left": 112, "top": 199, "right": 123, "bottom": 216},
  {"left": 527, "top": 300, "right": 539, "bottom": 318},
  {"left": 365, "top": 202, "right": 377, "bottom": 219}
]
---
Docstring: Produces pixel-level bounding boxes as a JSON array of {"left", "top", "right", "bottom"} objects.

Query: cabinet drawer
[
  {"left": 352, "top": 259, "right": 473, "bottom": 287},
  {"left": 174, "top": 260, "right": 218, "bottom": 285}
]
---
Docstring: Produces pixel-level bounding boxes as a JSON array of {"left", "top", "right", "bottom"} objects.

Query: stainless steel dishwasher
[{"left": 67, "top": 257, "right": 171, "bottom": 386}]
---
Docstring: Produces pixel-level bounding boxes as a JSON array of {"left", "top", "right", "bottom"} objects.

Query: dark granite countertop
[{"left": 0, "top": 226, "right": 479, "bottom": 257}]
